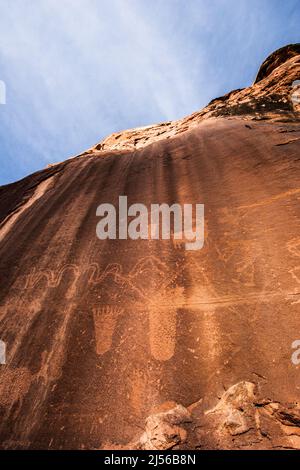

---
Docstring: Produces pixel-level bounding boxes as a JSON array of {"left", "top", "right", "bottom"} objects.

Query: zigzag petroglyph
[{"left": 8, "top": 249, "right": 299, "bottom": 363}]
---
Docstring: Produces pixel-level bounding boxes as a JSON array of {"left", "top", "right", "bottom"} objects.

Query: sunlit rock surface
[{"left": 0, "top": 44, "right": 299, "bottom": 449}]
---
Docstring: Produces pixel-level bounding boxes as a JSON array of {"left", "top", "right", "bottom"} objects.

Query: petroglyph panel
[
  {"left": 7, "top": 245, "right": 299, "bottom": 368},
  {"left": 93, "top": 306, "right": 123, "bottom": 355},
  {"left": 24, "top": 264, "right": 79, "bottom": 290}
]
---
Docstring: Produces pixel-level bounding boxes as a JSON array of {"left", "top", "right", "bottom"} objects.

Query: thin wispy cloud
[{"left": 0, "top": 0, "right": 299, "bottom": 184}]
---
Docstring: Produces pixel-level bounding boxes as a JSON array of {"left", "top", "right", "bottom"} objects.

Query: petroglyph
[
  {"left": 10, "top": 252, "right": 297, "bottom": 364},
  {"left": 11, "top": 254, "right": 295, "bottom": 309},
  {"left": 24, "top": 264, "right": 79, "bottom": 290},
  {"left": 127, "top": 258, "right": 184, "bottom": 361},
  {"left": 93, "top": 306, "right": 124, "bottom": 355},
  {"left": 127, "top": 256, "right": 177, "bottom": 298},
  {"left": 20, "top": 256, "right": 178, "bottom": 301},
  {"left": 88, "top": 257, "right": 183, "bottom": 360},
  {"left": 88, "top": 262, "right": 123, "bottom": 285}
]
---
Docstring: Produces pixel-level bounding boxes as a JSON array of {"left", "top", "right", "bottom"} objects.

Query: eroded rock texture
[{"left": 0, "top": 44, "right": 299, "bottom": 449}]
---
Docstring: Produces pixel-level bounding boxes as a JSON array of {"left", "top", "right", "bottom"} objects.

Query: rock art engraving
[
  {"left": 13, "top": 245, "right": 297, "bottom": 363},
  {"left": 24, "top": 264, "right": 79, "bottom": 290},
  {"left": 88, "top": 256, "right": 183, "bottom": 360},
  {"left": 93, "top": 306, "right": 123, "bottom": 355},
  {"left": 16, "top": 256, "right": 185, "bottom": 360}
]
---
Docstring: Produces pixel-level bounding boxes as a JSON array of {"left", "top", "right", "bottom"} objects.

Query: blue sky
[{"left": 0, "top": 0, "right": 299, "bottom": 185}]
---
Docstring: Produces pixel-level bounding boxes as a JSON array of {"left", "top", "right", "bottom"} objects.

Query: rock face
[{"left": 0, "top": 44, "right": 299, "bottom": 450}]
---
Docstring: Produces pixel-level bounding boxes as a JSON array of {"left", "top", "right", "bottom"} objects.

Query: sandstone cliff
[{"left": 0, "top": 44, "right": 299, "bottom": 450}]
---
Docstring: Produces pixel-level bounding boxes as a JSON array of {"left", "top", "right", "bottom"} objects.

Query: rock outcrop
[
  {"left": 89, "top": 43, "right": 300, "bottom": 153},
  {"left": 0, "top": 44, "right": 299, "bottom": 449}
]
